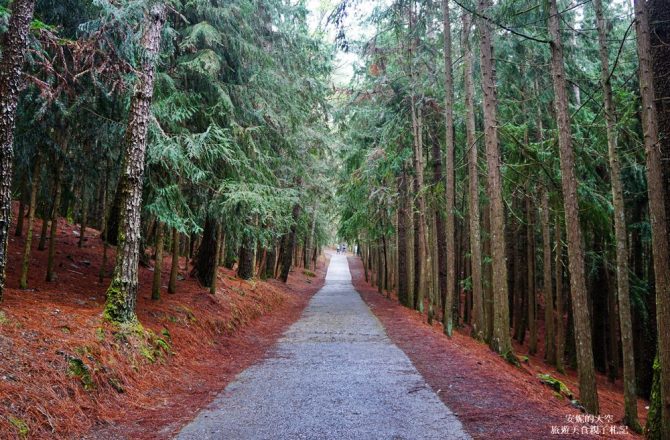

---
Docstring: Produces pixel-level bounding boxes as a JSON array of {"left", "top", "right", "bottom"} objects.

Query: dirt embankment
[
  {"left": 348, "top": 255, "right": 646, "bottom": 440},
  {"left": 0, "top": 209, "right": 327, "bottom": 439}
]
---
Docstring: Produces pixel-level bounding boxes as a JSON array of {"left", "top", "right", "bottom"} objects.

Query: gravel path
[{"left": 177, "top": 254, "right": 470, "bottom": 440}]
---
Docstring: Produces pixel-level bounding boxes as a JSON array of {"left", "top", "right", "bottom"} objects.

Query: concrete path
[{"left": 177, "top": 254, "right": 470, "bottom": 440}]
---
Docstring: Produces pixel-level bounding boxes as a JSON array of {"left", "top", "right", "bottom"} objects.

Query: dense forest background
[
  {"left": 333, "top": 0, "right": 669, "bottom": 437},
  {"left": 0, "top": 0, "right": 336, "bottom": 312}
]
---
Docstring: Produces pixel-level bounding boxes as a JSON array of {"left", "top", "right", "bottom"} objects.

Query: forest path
[{"left": 176, "top": 254, "right": 470, "bottom": 440}]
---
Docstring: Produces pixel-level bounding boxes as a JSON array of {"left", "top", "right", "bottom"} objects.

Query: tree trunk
[
  {"left": 38, "top": 203, "right": 49, "bottom": 251},
  {"left": 98, "top": 167, "right": 109, "bottom": 283},
  {"left": 397, "top": 171, "right": 411, "bottom": 308},
  {"left": 377, "top": 241, "right": 383, "bottom": 295},
  {"left": 168, "top": 227, "right": 179, "bottom": 294},
  {"left": 527, "top": 194, "right": 537, "bottom": 355},
  {"left": 103, "top": 3, "right": 167, "bottom": 323},
  {"left": 183, "top": 233, "right": 191, "bottom": 270},
  {"left": 593, "top": 0, "right": 640, "bottom": 428},
  {"left": 547, "top": 0, "right": 599, "bottom": 414},
  {"left": 411, "top": 100, "right": 427, "bottom": 314},
  {"left": 46, "top": 142, "right": 68, "bottom": 283},
  {"left": 210, "top": 225, "right": 222, "bottom": 294},
  {"left": 105, "top": 180, "right": 123, "bottom": 247},
  {"left": 541, "top": 189, "right": 556, "bottom": 365},
  {"left": 635, "top": 0, "right": 670, "bottom": 435},
  {"left": 482, "top": 199, "right": 493, "bottom": 342},
  {"left": 151, "top": 221, "right": 164, "bottom": 300},
  {"left": 555, "top": 215, "right": 565, "bottom": 373},
  {"left": 382, "top": 234, "right": 389, "bottom": 296},
  {"left": 14, "top": 177, "right": 26, "bottom": 237},
  {"left": 305, "top": 203, "right": 318, "bottom": 270},
  {"left": 441, "top": 0, "right": 456, "bottom": 335},
  {"left": 0, "top": 0, "right": 36, "bottom": 300},
  {"left": 513, "top": 204, "right": 527, "bottom": 344},
  {"left": 192, "top": 215, "right": 218, "bottom": 287},
  {"left": 462, "top": 12, "right": 483, "bottom": 339},
  {"left": 238, "top": 233, "right": 255, "bottom": 280},
  {"left": 279, "top": 201, "right": 301, "bottom": 283},
  {"left": 605, "top": 260, "right": 620, "bottom": 383},
  {"left": 431, "top": 123, "right": 448, "bottom": 324},
  {"left": 477, "top": 0, "right": 512, "bottom": 357},
  {"left": 265, "top": 244, "right": 277, "bottom": 279},
  {"left": 556, "top": 216, "right": 566, "bottom": 373},
  {"left": 78, "top": 184, "right": 88, "bottom": 248},
  {"left": 19, "top": 155, "right": 41, "bottom": 289}
]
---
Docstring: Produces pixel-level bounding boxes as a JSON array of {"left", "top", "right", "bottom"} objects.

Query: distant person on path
[{"left": 336, "top": 244, "right": 341, "bottom": 254}]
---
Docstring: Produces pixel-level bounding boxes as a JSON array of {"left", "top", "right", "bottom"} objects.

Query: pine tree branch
[{"left": 450, "top": 0, "right": 551, "bottom": 44}]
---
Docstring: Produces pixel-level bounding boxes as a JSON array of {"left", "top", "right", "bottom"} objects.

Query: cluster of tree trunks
[{"left": 352, "top": 0, "right": 670, "bottom": 434}]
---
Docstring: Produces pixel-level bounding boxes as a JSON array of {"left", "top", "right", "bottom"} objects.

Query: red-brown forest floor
[
  {"left": 348, "top": 255, "right": 647, "bottom": 440},
  {"left": 0, "top": 206, "right": 327, "bottom": 439}
]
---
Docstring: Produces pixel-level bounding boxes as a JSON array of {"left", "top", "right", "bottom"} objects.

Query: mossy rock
[
  {"left": 67, "top": 357, "right": 95, "bottom": 391},
  {"left": 302, "top": 269, "right": 316, "bottom": 277},
  {"left": 174, "top": 305, "right": 197, "bottom": 323},
  {"left": 107, "top": 377, "right": 125, "bottom": 393},
  {"left": 139, "top": 345, "right": 156, "bottom": 363},
  {"left": 160, "top": 327, "right": 171, "bottom": 341},
  {"left": 502, "top": 350, "right": 521, "bottom": 367},
  {"left": 538, "top": 373, "right": 573, "bottom": 399},
  {"left": 9, "top": 416, "right": 29, "bottom": 439},
  {"left": 154, "top": 338, "right": 172, "bottom": 355}
]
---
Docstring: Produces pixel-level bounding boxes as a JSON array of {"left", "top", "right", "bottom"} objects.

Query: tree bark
[
  {"left": 210, "top": 224, "right": 222, "bottom": 294},
  {"left": 238, "top": 233, "right": 255, "bottom": 280},
  {"left": 38, "top": 202, "right": 48, "bottom": 251},
  {"left": 0, "top": 0, "right": 36, "bottom": 300},
  {"left": 513, "top": 203, "right": 527, "bottom": 344},
  {"left": 477, "top": 0, "right": 512, "bottom": 356},
  {"left": 151, "top": 221, "right": 164, "bottom": 300},
  {"left": 183, "top": 233, "right": 191, "bottom": 270},
  {"left": 168, "top": 227, "right": 179, "bottom": 294},
  {"left": 635, "top": 0, "right": 670, "bottom": 435},
  {"left": 14, "top": 177, "right": 26, "bottom": 237},
  {"left": 19, "top": 154, "right": 41, "bottom": 289},
  {"left": 411, "top": 99, "right": 427, "bottom": 313},
  {"left": 441, "top": 0, "right": 456, "bottom": 335},
  {"left": 105, "top": 180, "right": 123, "bottom": 247},
  {"left": 98, "top": 167, "right": 109, "bottom": 283},
  {"left": 593, "top": 0, "right": 639, "bottom": 429},
  {"left": 305, "top": 202, "right": 318, "bottom": 270},
  {"left": 265, "top": 244, "right": 277, "bottom": 279},
  {"left": 104, "top": 3, "right": 167, "bottom": 323},
  {"left": 192, "top": 215, "right": 217, "bottom": 287},
  {"left": 461, "top": 12, "right": 484, "bottom": 339},
  {"left": 548, "top": 0, "right": 599, "bottom": 413},
  {"left": 279, "top": 201, "right": 301, "bottom": 283},
  {"left": 527, "top": 194, "right": 537, "bottom": 355},
  {"left": 541, "top": 189, "right": 556, "bottom": 365},
  {"left": 78, "top": 183, "right": 88, "bottom": 248},
  {"left": 46, "top": 141, "right": 68, "bottom": 282},
  {"left": 482, "top": 198, "right": 493, "bottom": 342},
  {"left": 556, "top": 215, "right": 566, "bottom": 373},
  {"left": 377, "top": 240, "right": 383, "bottom": 294},
  {"left": 431, "top": 124, "right": 448, "bottom": 324},
  {"left": 397, "top": 171, "right": 412, "bottom": 308}
]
